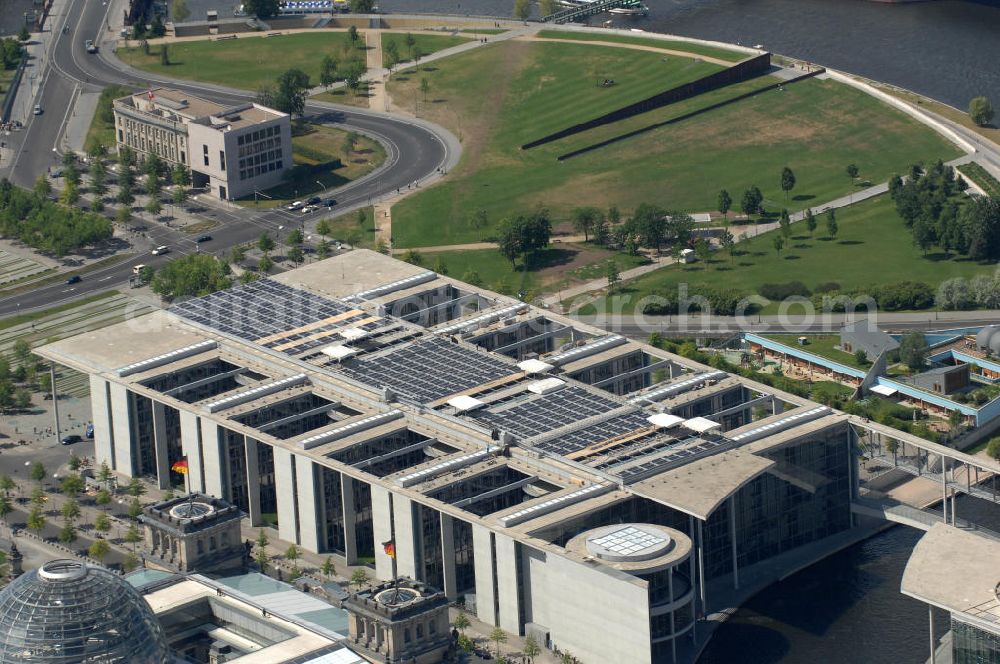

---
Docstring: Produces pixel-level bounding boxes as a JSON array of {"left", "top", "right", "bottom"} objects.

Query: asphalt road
[{"left": 0, "top": 0, "right": 458, "bottom": 317}]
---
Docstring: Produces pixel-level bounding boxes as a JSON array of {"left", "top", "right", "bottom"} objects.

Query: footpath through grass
[
  {"left": 119, "top": 32, "right": 361, "bottom": 90},
  {"left": 536, "top": 30, "right": 748, "bottom": 62},
  {"left": 388, "top": 40, "right": 959, "bottom": 249},
  {"left": 381, "top": 32, "right": 470, "bottom": 67},
  {"left": 580, "top": 195, "right": 996, "bottom": 315}
]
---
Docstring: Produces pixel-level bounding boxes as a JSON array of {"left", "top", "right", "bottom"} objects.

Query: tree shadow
[
  {"left": 784, "top": 255, "right": 801, "bottom": 260},
  {"left": 792, "top": 194, "right": 815, "bottom": 201},
  {"left": 520, "top": 247, "right": 577, "bottom": 271},
  {"left": 792, "top": 243, "right": 811, "bottom": 249},
  {"left": 837, "top": 240, "right": 863, "bottom": 246},
  {"left": 923, "top": 252, "right": 955, "bottom": 262},
  {"left": 738, "top": 261, "right": 756, "bottom": 267}
]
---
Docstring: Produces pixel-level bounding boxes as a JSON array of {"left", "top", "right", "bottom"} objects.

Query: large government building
[
  {"left": 113, "top": 87, "right": 292, "bottom": 201},
  {"left": 37, "top": 250, "right": 992, "bottom": 663}
]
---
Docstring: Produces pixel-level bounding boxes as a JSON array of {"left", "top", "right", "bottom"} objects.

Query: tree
[
  {"left": 0, "top": 495, "right": 12, "bottom": 525},
  {"left": 969, "top": 96, "right": 995, "bottom": 127},
  {"left": 321, "top": 556, "right": 336, "bottom": 579},
  {"left": 772, "top": 234, "right": 784, "bottom": 256},
  {"left": 285, "top": 544, "right": 300, "bottom": 567},
  {"left": 94, "top": 511, "right": 111, "bottom": 534},
  {"left": 60, "top": 181, "right": 79, "bottom": 206},
  {"left": 717, "top": 189, "right": 731, "bottom": 221},
  {"left": 986, "top": 437, "right": 1000, "bottom": 462},
  {"left": 846, "top": 163, "right": 859, "bottom": 183},
  {"left": 34, "top": 175, "right": 51, "bottom": 198},
  {"left": 27, "top": 505, "right": 45, "bottom": 534},
  {"left": 420, "top": 77, "right": 430, "bottom": 102},
  {"left": 258, "top": 232, "right": 276, "bottom": 255},
  {"left": 560, "top": 652, "right": 577, "bottom": 664},
  {"left": 523, "top": 634, "right": 541, "bottom": 664},
  {"left": 314, "top": 218, "right": 332, "bottom": 238},
  {"left": 462, "top": 270, "right": 483, "bottom": 286},
  {"left": 122, "top": 551, "right": 141, "bottom": 573},
  {"left": 854, "top": 349, "right": 868, "bottom": 366},
  {"left": 489, "top": 627, "right": 508, "bottom": 658},
  {"left": 778, "top": 209, "right": 791, "bottom": 238},
  {"left": 513, "top": 0, "right": 530, "bottom": 19},
  {"left": 127, "top": 498, "right": 143, "bottom": 520},
  {"left": 350, "top": 568, "right": 369, "bottom": 590},
  {"left": 286, "top": 228, "right": 304, "bottom": 246},
  {"left": 89, "top": 538, "right": 110, "bottom": 563},
  {"left": 349, "top": 0, "right": 374, "bottom": 12},
  {"left": 125, "top": 523, "right": 142, "bottom": 550},
  {"left": 384, "top": 40, "right": 399, "bottom": 70},
  {"left": 343, "top": 131, "right": 359, "bottom": 155},
  {"left": 0, "top": 475, "right": 17, "bottom": 497},
  {"left": 30, "top": 461, "right": 46, "bottom": 485},
  {"left": 721, "top": 229, "right": 735, "bottom": 261},
  {"left": 320, "top": 55, "right": 338, "bottom": 89},
  {"left": 899, "top": 331, "right": 929, "bottom": 370},
  {"left": 825, "top": 209, "right": 838, "bottom": 239},
  {"left": 741, "top": 186, "right": 763, "bottom": 220},
  {"left": 572, "top": 206, "right": 601, "bottom": 242},
  {"left": 348, "top": 25, "right": 359, "bottom": 44},
  {"left": 95, "top": 489, "right": 111, "bottom": 509},
  {"left": 780, "top": 166, "right": 796, "bottom": 200},
  {"left": 244, "top": 0, "right": 280, "bottom": 19},
  {"left": 14, "top": 388, "right": 31, "bottom": 410},
  {"left": 61, "top": 474, "right": 84, "bottom": 498},
  {"left": 18, "top": 26, "right": 30, "bottom": 43},
  {"left": 151, "top": 253, "right": 231, "bottom": 301},
  {"left": 258, "top": 255, "right": 274, "bottom": 274},
  {"left": 315, "top": 239, "right": 332, "bottom": 259},
  {"left": 90, "top": 160, "right": 107, "bottom": 196},
  {"left": 538, "top": 0, "right": 557, "bottom": 16},
  {"left": 30, "top": 486, "right": 46, "bottom": 507},
  {"left": 58, "top": 522, "right": 77, "bottom": 545},
  {"left": 228, "top": 245, "right": 247, "bottom": 267},
  {"left": 401, "top": 249, "right": 424, "bottom": 265},
  {"left": 605, "top": 260, "right": 620, "bottom": 293},
  {"left": 432, "top": 256, "right": 448, "bottom": 275},
  {"left": 805, "top": 208, "right": 817, "bottom": 236},
  {"left": 452, "top": 611, "right": 470, "bottom": 633},
  {"left": 160, "top": 44, "right": 170, "bottom": 66},
  {"left": 145, "top": 197, "right": 162, "bottom": 217},
  {"left": 98, "top": 463, "right": 113, "bottom": 490},
  {"left": 264, "top": 68, "right": 311, "bottom": 116},
  {"left": 287, "top": 246, "right": 304, "bottom": 264},
  {"left": 67, "top": 452, "right": 81, "bottom": 472}
]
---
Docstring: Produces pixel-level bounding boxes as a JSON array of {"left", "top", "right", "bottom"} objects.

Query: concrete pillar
[
  {"left": 391, "top": 494, "right": 418, "bottom": 580},
  {"left": 729, "top": 496, "right": 739, "bottom": 590},
  {"left": 244, "top": 438, "right": 262, "bottom": 526},
  {"left": 89, "top": 376, "right": 115, "bottom": 471},
  {"left": 697, "top": 519, "right": 707, "bottom": 616},
  {"left": 929, "top": 605, "right": 936, "bottom": 664},
  {"left": 273, "top": 448, "right": 297, "bottom": 544},
  {"left": 179, "top": 411, "right": 204, "bottom": 494},
  {"left": 494, "top": 532, "right": 521, "bottom": 634},
  {"left": 341, "top": 474, "right": 358, "bottom": 565},
  {"left": 472, "top": 523, "right": 496, "bottom": 625},
  {"left": 941, "top": 455, "right": 948, "bottom": 525},
  {"left": 371, "top": 484, "right": 394, "bottom": 581},
  {"left": 440, "top": 513, "right": 458, "bottom": 600},
  {"left": 49, "top": 363, "right": 60, "bottom": 442},
  {"left": 200, "top": 419, "right": 224, "bottom": 498},
  {"left": 152, "top": 401, "right": 170, "bottom": 489},
  {"left": 295, "top": 455, "right": 320, "bottom": 553},
  {"left": 668, "top": 567, "right": 676, "bottom": 664},
  {"left": 109, "top": 382, "right": 134, "bottom": 476}
]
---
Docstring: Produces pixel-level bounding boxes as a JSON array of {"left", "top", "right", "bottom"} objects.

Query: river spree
[{"left": 381, "top": 0, "right": 1000, "bottom": 111}]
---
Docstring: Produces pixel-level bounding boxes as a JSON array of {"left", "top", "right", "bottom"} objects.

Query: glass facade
[
  {"left": 127, "top": 392, "right": 156, "bottom": 477},
  {"left": 353, "top": 480, "right": 375, "bottom": 560},
  {"left": 416, "top": 503, "right": 444, "bottom": 591},
  {"left": 320, "top": 466, "right": 346, "bottom": 554},
  {"left": 223, "top": 429, "right": 249, "bottom": 513},
  {"left": 953, "top": 617, "right": 1000, "bottom": 664},
  {"left": 453, "top": 518, "right": 476, "bottom": 595}
]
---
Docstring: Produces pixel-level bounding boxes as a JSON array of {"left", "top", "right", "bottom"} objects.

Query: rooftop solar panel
[
  {"left": 473, "top": 386, "right": 623, "bottom": 442},
  {"left": 169, "top": 280, "right": 361, "bottom": 355},
  {"left": 339, "top": 337, "right": 515, "bottom": 403},
  {"left": 534, "top": 410, "right": 650, "bottom": 457}
]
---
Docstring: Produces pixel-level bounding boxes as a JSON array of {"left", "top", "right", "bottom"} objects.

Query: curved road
[{"left": 0, "top": 0, "right": 459, "bottom": 316}]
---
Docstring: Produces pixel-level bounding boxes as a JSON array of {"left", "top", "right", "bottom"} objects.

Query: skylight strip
[{"left": 116, "top": 340, "right": 218, "bottom": 377}]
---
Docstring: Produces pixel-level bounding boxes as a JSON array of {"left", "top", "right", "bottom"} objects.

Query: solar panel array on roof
[
  {"left": 599, "top": 435, "right": 732, "bottom": 483},
  {"left": 473, "top": 386, "right": 623, "bottom": 441},
  {"left": 169, "top": 280, "right": 371, "bottom": 355},
  {"left": 535, "top": 410, "right": 650, "bottom": 457},
  {"left": 339, "top": 337, "right": 514, "bottom": 403}
]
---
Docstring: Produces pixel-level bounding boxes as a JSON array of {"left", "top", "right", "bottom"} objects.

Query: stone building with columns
[
  {"left": 36, "top": 250, "right": 986, "bottom": 664},
  {"left": 343, "top": 578, "right": 450, "bottom": 664},
  {"left": 141, "top": 493, "right": 246, "bottom": 574}
]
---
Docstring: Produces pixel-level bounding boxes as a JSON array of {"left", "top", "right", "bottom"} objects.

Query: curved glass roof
[{"left": 0, "top": 559, "right": 169, "bottom": 664}]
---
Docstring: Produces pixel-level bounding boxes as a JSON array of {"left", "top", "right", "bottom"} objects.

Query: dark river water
[
  {"left": 369, "top": 3, "right": 1000, "bottom": 661},
  {"left": 380, "top": 0, "right": 1000, "bottom": 110}
]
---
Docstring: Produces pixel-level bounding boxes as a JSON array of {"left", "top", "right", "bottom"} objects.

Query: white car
[
  {"left": 151, "top": 245, "right": 169, "bottom": 255},
  {"left": 287, "top": 201, "right": 304, "bottom": 211},
  {"left": 300, "top": 205, "right": 316, "bottom": 214},
  {"left": 33, "top": 105, "right": 42, "bottom": 115}
]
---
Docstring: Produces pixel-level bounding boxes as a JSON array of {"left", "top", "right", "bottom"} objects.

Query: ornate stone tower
[
  {"left": 140, "top": 493, "right": 245, "bottom": 575},
  {"left": 342, "top": 577, "right": 451, "bottom": 664}
]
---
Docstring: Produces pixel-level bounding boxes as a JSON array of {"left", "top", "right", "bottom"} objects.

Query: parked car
[
  {"left": 151, "top": 245, "right": 169, "bottom": 255},
  {"left": 66, "top": 275, "right": 82, "bottom": 284},
  {"left": 287, "top": 201, "right": 304, "bottom": 211},
  {"left": 196, "top": 234, "right": 213, "bottom": 243},
  {"left": 323, "top": 198, "right": 337, "bottom": 207},
  {"left": 61, "top": 435, "right": 82, "bottom": 445},
  {"left": 85, "top": 423, "right": 94, "bottom": 439},
  {"left": 306, "top": 196, "right": 322, "bottom": 206},
  {"left": 85, "top": 39, "right": 97, "bottom": 53}
]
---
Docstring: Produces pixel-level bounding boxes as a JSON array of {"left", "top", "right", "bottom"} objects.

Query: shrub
[
  {"left": 813, "top": 281, "right": 841, "bottom": 294},
  {"left": 758, "top": 281, "right": 811, "bottom": 301}
]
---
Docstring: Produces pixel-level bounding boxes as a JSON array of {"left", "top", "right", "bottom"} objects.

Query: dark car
[
  {"left": 66, "top": 275, "right": 82, "bottom": 284},
  {"left": 196, "top": 234, "right": 213, "bottom": 243},
  {"left": 85, "top": 423, "right": 94, "bottom": 438},
  {"left": 61, "top": 434, "right": 82, "bottom": 445},
  {"left": 323, "top": 198, "right": 337, "bottom": 207},
  {"left": 306, "top": 196, "right": 322, "bottom": 206}
]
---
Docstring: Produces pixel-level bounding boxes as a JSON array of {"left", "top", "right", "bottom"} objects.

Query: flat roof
[
  {"left": 902, "top": 523, "right": 1000, "bottom": 628},
  {"left": 272, "top": 249, "right": 433, "bottom": 300}
]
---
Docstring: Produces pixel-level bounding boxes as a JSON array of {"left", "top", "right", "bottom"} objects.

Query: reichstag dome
[{"left": 0, "top": 559, "right": 169, "bottom": 663}]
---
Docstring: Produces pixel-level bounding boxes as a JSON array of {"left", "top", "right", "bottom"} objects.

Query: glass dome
[{"left": 0, "top": 559, "right": 170, "bottom": 664}]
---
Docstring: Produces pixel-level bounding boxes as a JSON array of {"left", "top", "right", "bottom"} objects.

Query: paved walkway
[
  {"left": 520, "top": 35, "right": 738, "bottom": 67},
  {"left": 365, "top": 29, "right": 387, "bottom": 112}
]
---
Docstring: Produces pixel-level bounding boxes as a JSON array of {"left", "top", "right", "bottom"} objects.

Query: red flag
[
  {"left": 171, "top": 459, "right": 188, "bottom": 475},
  {"left": 383, "top": 540, "right": 396, "bottom": 559},
  {"left": 147, "top": 89, "right": 155, "bottom": 101}
]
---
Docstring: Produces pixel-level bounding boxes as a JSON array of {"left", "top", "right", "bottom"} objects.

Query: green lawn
[
  {"left": 119, "top": 32, "right": 361, "bottom": 90},
  {"left": 381, "top": 32, "right": 470, "bottom": 67},
  {"left": 236, "top": 123, "right": 384, "bottom": 207},
  {"left": 958, "top": 163, "right": 1000, "bottom": 198},
  {"left": 762, "top": 334, "right": 869, "bottom": 370},
  {"left": 536, "top": 30, "right": 748, "bottom": 62},
  {"left": 312, "top": 85, "right": 372, "bottom": 107},
  {"left": 318, "top": 205, "right": 378, "bottom": 249},
  {"left": 581, "top": 195, "right": 995, "bottom": 314},
  {"left": 85, "top": 85, "right": 133, "bottom": 154},
  {"left": 418, "top": 243, "right": 649, "bottom": 299},
  {"left": 387, "top": 40, "right": 959, "bottom": 249}
]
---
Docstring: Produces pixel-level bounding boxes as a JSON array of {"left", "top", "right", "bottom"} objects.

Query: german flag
[
  {"left": 382, "top": 540, "right": 396, "bottom": 559},
  {"left": 171, "top": 459, "right": 189, "bottom": 475}
]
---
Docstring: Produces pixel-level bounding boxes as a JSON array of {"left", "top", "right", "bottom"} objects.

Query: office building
[{"left": 113, "top": 87, "right": 292, "bottom": 200}]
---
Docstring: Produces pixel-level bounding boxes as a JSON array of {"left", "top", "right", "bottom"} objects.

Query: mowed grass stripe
[{"left": 536, "top": 30, "right": 748, "bottom": 62}]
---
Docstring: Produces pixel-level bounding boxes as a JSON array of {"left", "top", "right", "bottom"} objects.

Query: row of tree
[
  {"left": 0, "top": 36, "right": 24, "bottom": 70},
  {"left": 0, "top": 179, "right": 112, "bottom": 256}
]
